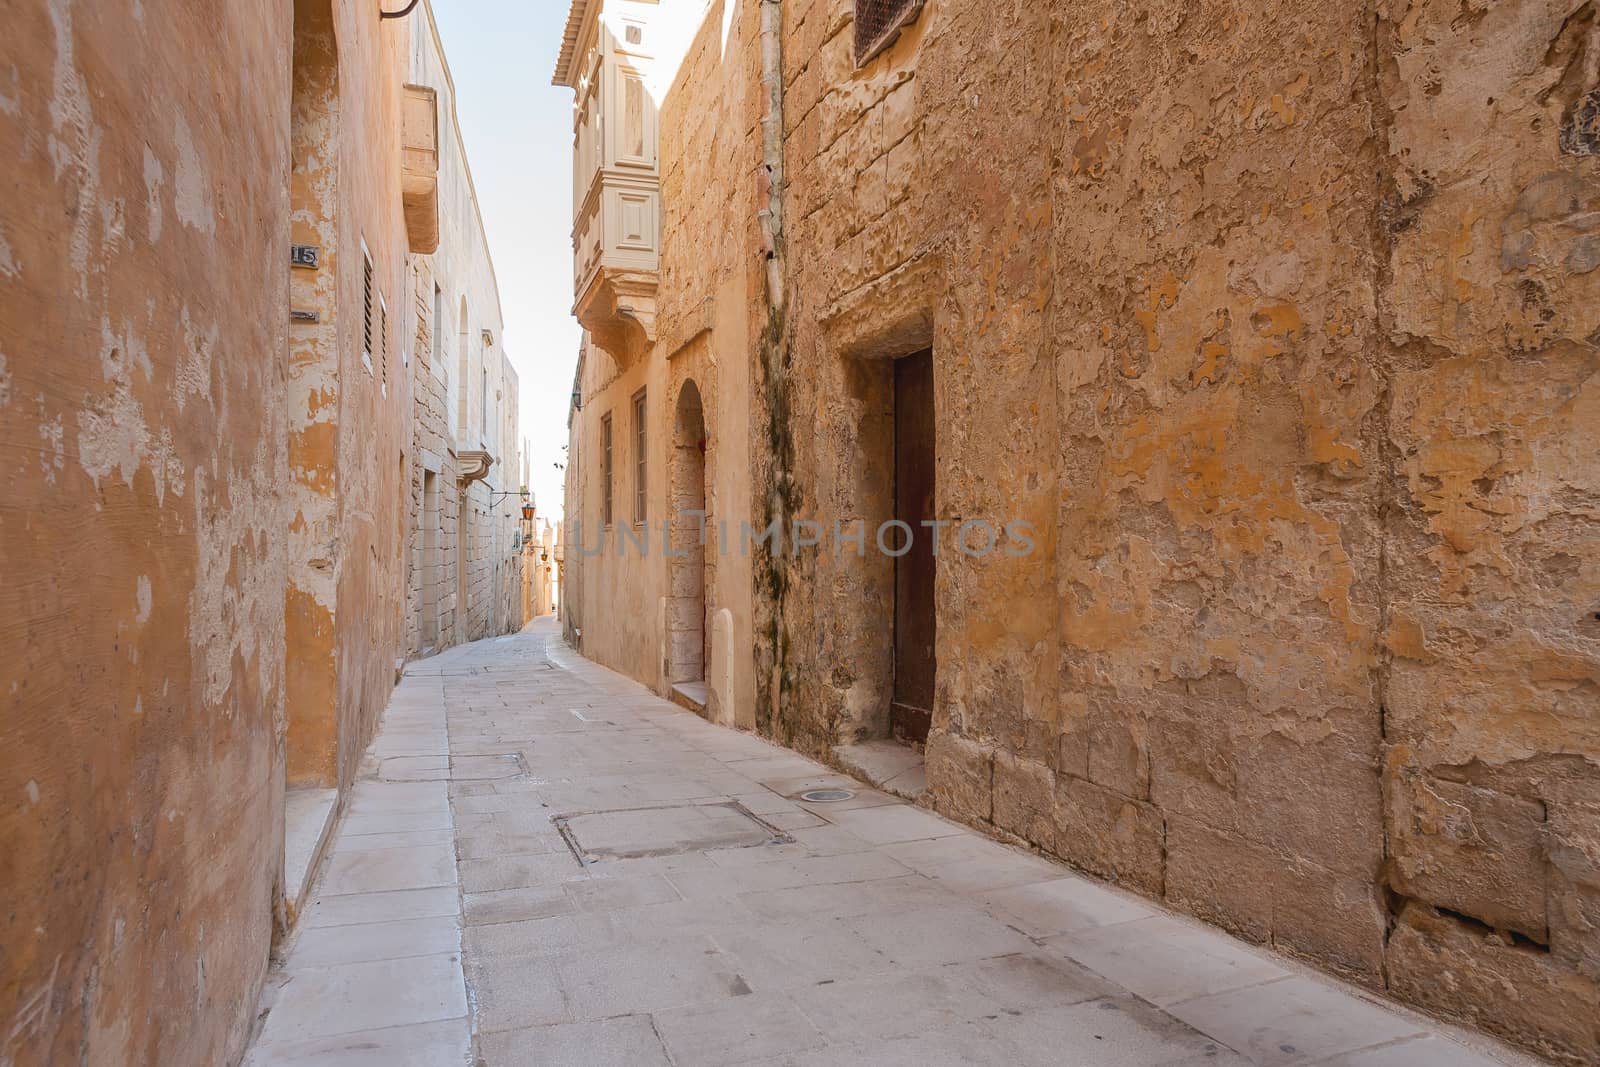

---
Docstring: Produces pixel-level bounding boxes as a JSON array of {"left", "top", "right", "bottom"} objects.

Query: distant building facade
[
  {"left": 404, "top": 1, "right": 524, "bottom": 661},
  {"left": 555, "top": 1, "right": 1600, "bottom": 1063},
  {"left": 557, "top": 0, "right": 761, "bottom": 730}
]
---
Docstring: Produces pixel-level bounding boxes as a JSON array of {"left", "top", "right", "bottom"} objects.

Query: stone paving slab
[{"left": 245, "top": 620, "right": 1539, "bottom": 1067}]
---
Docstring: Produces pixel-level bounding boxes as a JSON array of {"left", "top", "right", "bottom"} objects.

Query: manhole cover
[
  {"left": 555, "top": 801, "right": 791, "bottom": 864},
  {"left": 800, "top": 789, "right": 853, "bottom": 803}
]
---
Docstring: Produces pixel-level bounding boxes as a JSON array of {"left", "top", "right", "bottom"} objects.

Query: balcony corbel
[
  {"left": 457, "top": 450, "right": 493, "bottom": 486},
  {"left": 575, "top": 267, "right": 657, "bottom": 367}
]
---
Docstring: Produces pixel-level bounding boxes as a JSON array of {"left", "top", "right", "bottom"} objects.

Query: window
[
  {"left": 623, "top": 76, "right": 645, "bottom": 158},
  {"left": 632, "top": 389, "right": 647, "bottom": 524},
  {"left": 600, "top": 413, "right": 614, "bottom": 527},
  {"left": 361, "top": 241, "right": 375, "bottom": 374},
  {"left": 430, "top": 283, "right": 443, "bottom": 380},
  {"left": 853, "top": 0, "right": 925, "bottom": 66}
]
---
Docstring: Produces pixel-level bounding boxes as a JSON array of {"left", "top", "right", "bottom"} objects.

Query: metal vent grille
[
  {"left": 854, "top": 0, "right": 925, "bottom": 66},
  {"left": 362, "top": 253, "right": 374, "bottom": 359}
]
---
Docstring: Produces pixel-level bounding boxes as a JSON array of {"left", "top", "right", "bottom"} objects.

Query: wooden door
[{"left": 892, "top": 349, "right": 935, "bottom": 742}]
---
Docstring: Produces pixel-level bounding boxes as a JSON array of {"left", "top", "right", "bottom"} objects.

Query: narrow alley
[
  {"left": 246, "top": 620, "right": 1518, "bottom": 1067},
  {"left": 5, "top": 0, "right": 1596, "bottom": 1062}
]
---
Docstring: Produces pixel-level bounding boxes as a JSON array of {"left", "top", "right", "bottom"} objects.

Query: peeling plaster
[
  {"left": 0, "top": 229, "right": 18, "bottom": 277},
  {"left": 142, "top": 145, "right": 164, "bottom": 242},
  {"left": 172, "top": 114, "right": 214, "bottom": 235},
  {"left": 0, "top": 63, "right": 18, "bottom": 114},
  {"left": 43, "top": 0, "right": 103, "bottom": 300},
  {"left": 187, "top": 448, "right": 278, "bottom": 711},
  {"left": 36, "top": 414, "right": 63, "bottom": 485},
  {"left": 175, "top": 306, "right": 217, "bottom": 412},
  {"left": 75, "top": 383, "right": 147, "bottom": 490},
  {"left": 135, "top": 576, "right": 151, "bottom": 624}
]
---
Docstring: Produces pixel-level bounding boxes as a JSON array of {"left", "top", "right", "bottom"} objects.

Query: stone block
[
  {"left": 992, "top": 750, "right": 1055, "bottom": 849},
  {"left": 853, "top": 154, "right": 889, "bottom": 224},
  {"left": 1149, "top": 716, "right": 1382, "bottom": 876},
  {"left": 925, "top": 730, "right": 993, "bottom": 824},
  {"left": 1388, "top": 904, "right": 1600, "bottom": 1066},
  {"left": 1164, "top": 814, "right": 1384, "bottom": 984},
  {"left": 1547, "top": 798, "right": 1600, "bottom": 980},
  {"left": 1086, "top": 713, "right": 1149, "bottom": 799},
  {"left": 1052, "top": 775, "right": 1164, "bottom": 895},
  {"left": 885, "top": 128, "right": 919, "bottom": 207},
  {"left": 881, "top": 78, "right": 917, "bottom": 149},
  {"left": 1057, "top": 721, "right": 1090, "bottom": 779},
  {"left": 1386, "top": 767, "right": 1549, "bottom": 942},
  {"left": 1267, "top": 863, "right": 1387, "bottom": 987},
  {"left": 1164, "top": 816, "right": 1275, "bottom": 943}
]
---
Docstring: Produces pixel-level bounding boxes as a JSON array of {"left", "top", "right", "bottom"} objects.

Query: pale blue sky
[{"left": 431, "top": 0, "right": 579, "bottom": 522}]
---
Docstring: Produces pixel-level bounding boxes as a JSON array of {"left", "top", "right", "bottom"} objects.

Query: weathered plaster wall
[
  {"left": 283, "top": 0, "right": 415, "bottom": 791},
  {"left": 323, "top": 0, "right": 413, "bottom": 793},
  {"left": 2, "top": 0, "right": 443, "bottom": 1060},
  {"left": 0, "top": 3, "right": 291, "bottom": 1062},
  {"left": 764, "top": 0, "right": 1599, "bottom": 1061}
]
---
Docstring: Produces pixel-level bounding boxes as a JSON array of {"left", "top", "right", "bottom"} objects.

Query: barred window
[
  {"left": 600, "top": 412, "right": 614, "bottom": 527},
  {"left": 854, "top": 0, "right": 926, "bottom": 66},
  {"left": 361, "top": 244, "right": 374, "bottom": 368},
  {"left": 379, "top": 292, "right": 388, "bottom": 387},
  {"left": 632, "top": 390, "right": 647, "bottom": 524}
]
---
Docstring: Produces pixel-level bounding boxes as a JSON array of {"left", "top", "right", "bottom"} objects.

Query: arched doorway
[{"left": 668, "top": 380, "right": 708, "bottom": 690}]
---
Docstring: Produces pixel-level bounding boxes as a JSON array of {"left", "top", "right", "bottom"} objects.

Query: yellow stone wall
[
  {"left": 562, "top": 1, "right": 1598, "bottom": 1059},
  {"left": 765, "top": 1, "right": 1598, "bottom": 1061}
]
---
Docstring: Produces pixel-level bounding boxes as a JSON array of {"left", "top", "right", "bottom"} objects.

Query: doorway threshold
[
  {"left": 282, "top": 786, "right": 338, "bottom": 925},
  {"left": 669, "top": 680, "right": 708, "bottom": 714},
  {"left": 836, "top": 739, "right": 927, "bottom": 804}
]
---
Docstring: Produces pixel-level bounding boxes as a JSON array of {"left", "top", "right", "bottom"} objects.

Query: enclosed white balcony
[{"left": 554, "top": 0, "right": 660, "bottom": 365}]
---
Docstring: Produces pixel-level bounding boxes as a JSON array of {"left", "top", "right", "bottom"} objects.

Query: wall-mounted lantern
[{"left": 521, "top": 504, "right": 535, "bottom": 521}]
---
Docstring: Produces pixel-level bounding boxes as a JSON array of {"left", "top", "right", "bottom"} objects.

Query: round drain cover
[{"left": 800, "top": 788, "right": 853, "bottom": 803}]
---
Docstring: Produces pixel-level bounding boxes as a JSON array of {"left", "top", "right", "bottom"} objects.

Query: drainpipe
[
  {"left": 759, "top": 0, "right": 785, "bottom": 310},
  {"left": 757, "top": 0, "right": 792, "bottom": 736}
]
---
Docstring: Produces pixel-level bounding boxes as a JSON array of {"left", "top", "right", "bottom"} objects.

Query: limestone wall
[
  {"left": 553, "top": 0, "right": 1595, "bottom": 1056},
  {"left": 764, "top": 0, "right": 1599, "bottom": 1061},
  {"left": 406, "top": 255, "right": 463, "bottom": 655},
  {"left": 1376, "top": 0, "right": 1600, "bottom": 1050}
]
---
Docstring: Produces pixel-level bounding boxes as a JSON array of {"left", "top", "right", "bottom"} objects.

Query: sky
[{"left": 430, "top": 0, "right": 579, "bottom": 523}]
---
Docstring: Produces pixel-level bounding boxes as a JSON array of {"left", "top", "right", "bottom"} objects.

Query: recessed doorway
[
  {"left": 891, "top": 348, "right": 935, "bottom": 744},
  {"left": 668, "top": 380, "right": 709, "bottom": 704}
]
